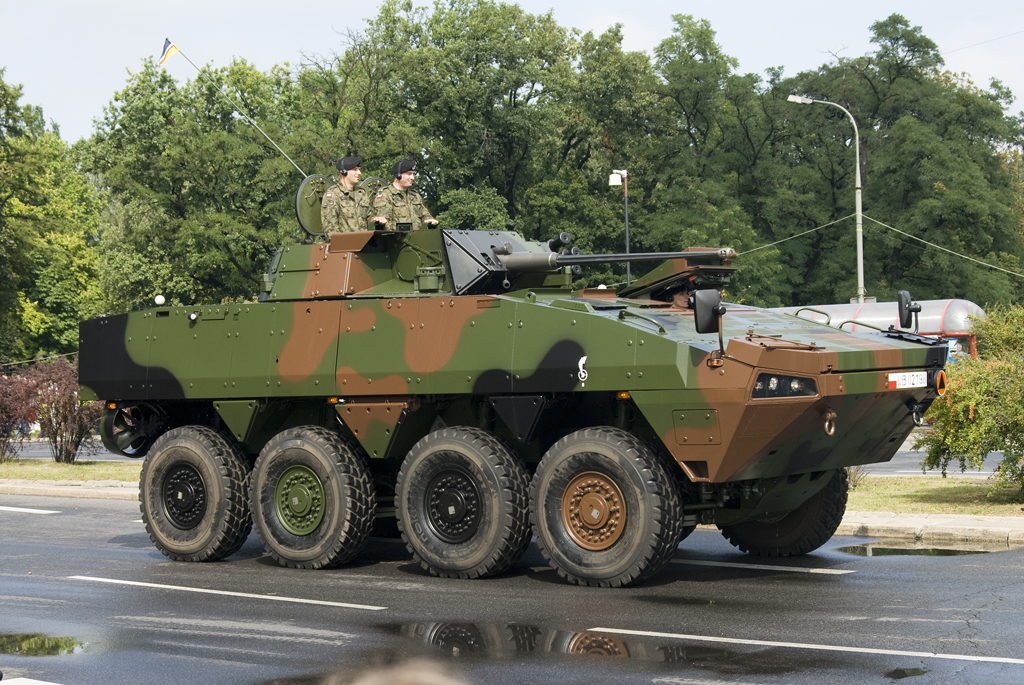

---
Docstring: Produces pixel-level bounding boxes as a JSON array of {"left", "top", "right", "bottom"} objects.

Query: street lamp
[
  {"left": 787, "top": 94, "right": 866, "bottom": 304},
  {"left": 609, "top": 169, "right": 631, "bottom": 285}
]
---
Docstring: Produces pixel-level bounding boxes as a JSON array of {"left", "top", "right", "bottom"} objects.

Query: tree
[
  {"left": 1, "top": 68, "right": 47, "bottom": 361},
  {"left": 24, "top": 357, "right": 102, "bottom": 464},
  {"left": 82, "top": 59, "right": 307, "bottom": 307},
  {"left": 917, "top": 305, "right": 1024, "bottom": 493},
  {"left": 1, "top": 69, "right": 105, "bottom": 361},
  {"left": 775, "top": 15, "right": 1023, "bottom": 306},
  {"left": 0, "top": 369, "right": 35, "bottom": 463}
]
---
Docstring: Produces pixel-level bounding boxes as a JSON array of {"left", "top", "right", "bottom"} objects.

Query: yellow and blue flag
[{"left": 158, "top": 39, "right": 179, "bottom": 66}]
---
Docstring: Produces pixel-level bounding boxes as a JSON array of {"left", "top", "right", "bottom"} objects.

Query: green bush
[{"left": 916, "top": 305, "right": 1024, "bottom": 493}]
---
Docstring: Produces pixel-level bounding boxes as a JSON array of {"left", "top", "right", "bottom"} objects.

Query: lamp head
[{"left": 787, "top": 94, "right": 814, "bottom": 104}]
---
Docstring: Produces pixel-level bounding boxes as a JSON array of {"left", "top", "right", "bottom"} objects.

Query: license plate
[{"left": 888, "top": 371, "right": 927, "bottom": 389}]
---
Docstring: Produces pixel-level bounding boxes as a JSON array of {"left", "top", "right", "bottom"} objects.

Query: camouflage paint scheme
[{"left": 79, "top": 227, "right": 945, "bottom": 530}]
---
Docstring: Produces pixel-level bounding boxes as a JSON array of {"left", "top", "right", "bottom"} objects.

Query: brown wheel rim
[
  {"left": 566, "top": 632, "right": 629, "bottom": 656},
  {"left": 560, "top": 470, "right": 626, "bottom": 551}
]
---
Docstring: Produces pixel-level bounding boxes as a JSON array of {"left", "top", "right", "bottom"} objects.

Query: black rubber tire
[
  {"left": 396, "top": 427, "right": 531, "bottom": 579},
  {"left": 719, "top": 469, "right": 849, "bottom": 557},
  {"left": 139, "top": 426, "right": 251, "bottom": 562},
  {"left": 249, "top": 426, "right": 375, "bottom": 569},
  {"left": 530, "top": 427, "right": 684, "bottom": 588}
]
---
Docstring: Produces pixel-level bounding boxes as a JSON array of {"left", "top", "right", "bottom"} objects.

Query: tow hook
[
  {"left": 910, "top": 403, "right": 926, "bottom": 426},
  {"left": 822, "top": 409, "right": 837, "bottom": 436}
]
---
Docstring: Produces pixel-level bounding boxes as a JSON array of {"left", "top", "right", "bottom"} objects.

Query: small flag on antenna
[{"left": 158, "top": 39, "right": 179, "bottom": 66}]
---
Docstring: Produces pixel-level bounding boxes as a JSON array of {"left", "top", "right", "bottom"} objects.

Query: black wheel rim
[
  {"left": 425, "top": 463, "right": 481, "bottom": 544},
  {"left": 428, "top": 624, "right": 486, "bottom": 655},
  {"left": 162, "top": 463, "right": 207, "bottom": 530}
]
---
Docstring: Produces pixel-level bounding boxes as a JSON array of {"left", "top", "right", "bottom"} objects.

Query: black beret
[
  {"left": 392, "top": 159, "right": 417, "bottom": 178},
  {"left": 336, "top": 156, "right": 362, "bottom": 172}
]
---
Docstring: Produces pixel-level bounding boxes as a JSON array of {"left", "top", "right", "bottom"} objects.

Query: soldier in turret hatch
[
  {"left": 321, "top": 156, "right": 384, "bottom": 234},
  {"left": 372, "top": 159, "right": 439, "bottom": 231}
]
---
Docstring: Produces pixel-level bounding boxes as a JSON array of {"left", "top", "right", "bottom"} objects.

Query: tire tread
[
  {"left": 140, "top": 425, "right": 251, "bottom": 562},
  {"left": 250, "top": 425, "right": 375, "bottom": 569},
  {"left": 530, "top": 427, "right": 683, "bottom": 588},
  {"left": 719, "top": 469, "right": 849, "bottom": 557},
  {"left": 397, "top": 426, "right": 531, "bottom": 579}
]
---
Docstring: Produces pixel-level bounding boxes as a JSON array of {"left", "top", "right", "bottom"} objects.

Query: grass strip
[
  {"left": 849, "top": 477, "right": 1024, "bottom": 517},
  {"left": 0, "top": 459, "right": 142, "bottom": 482}
]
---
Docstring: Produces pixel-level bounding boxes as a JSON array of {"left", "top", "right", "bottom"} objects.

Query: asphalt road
[{"left": 2, "top": 495, "right": 1023, "bottom": 685}]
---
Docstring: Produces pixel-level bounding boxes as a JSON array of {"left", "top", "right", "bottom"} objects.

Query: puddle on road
[
  {"left": 837, "top": 542, "right": 1018, "bottom": 557},
  {"left": 0, "top": 633, "right": 85, "bottom": 656},
  {"left": 886, "top": 667, "right": 930, "bottom": 679},
  {"left": 400, "top": 621, "right": 791, "bottom": 671}
]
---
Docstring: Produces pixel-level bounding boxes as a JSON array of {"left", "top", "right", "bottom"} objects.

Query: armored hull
[{"left": 80, "top": 226, "right": 946, "bottom": 586}]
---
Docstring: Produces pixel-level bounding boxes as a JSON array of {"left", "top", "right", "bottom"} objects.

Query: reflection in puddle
[
  {"left": 0, "top": 633, "right": 85, "bottom": 656},
  {"left": 837, "top": 543, "right": 1008, "bottom": 557},
  {"left": 405, "top": 622, "right": 744, "bottom": 664}
]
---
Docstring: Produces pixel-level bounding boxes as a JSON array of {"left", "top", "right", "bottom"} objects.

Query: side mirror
[
  {"left": 897, "top": 290, "right": 921, "bottom": 329},
  {"left": 694, "top": 289, "right": 725, "bottom": 334}
]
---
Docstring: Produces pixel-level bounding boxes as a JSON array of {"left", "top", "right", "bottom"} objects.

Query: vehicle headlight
[{"left": 752, "top": 373, "right": 817, "bottom": 398}]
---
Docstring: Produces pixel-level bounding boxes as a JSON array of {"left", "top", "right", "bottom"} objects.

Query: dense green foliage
[
  {"left": 917, "top": 305, "right": 1024, "bottom": 492},
  {"left": 2, "top": 2, "right": 1023, "bottom": 363}
]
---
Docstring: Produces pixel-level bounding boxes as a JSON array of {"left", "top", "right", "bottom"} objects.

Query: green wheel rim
[{"left": 275, "top": 464, "right": 326, "bottom": 536}]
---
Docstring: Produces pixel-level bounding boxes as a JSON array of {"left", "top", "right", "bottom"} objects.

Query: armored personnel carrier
[{"left": 78, "top": 175, "right": 947, "bottom": 587}]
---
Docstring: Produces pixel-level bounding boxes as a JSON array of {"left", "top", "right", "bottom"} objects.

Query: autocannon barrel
[{"left": 496, "top": 248, "right": 736, "bottom": 272}]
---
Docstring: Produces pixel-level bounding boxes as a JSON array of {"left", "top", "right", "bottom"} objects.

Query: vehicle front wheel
[
  {"left": 719, "top": 469, "right": 849, "bottom": 557},
  {"left": 139, "top": 426, "right": 251, "bottom": 562},
  {"left": 530, "top": 427, "right": 683, "bottom": 587}
]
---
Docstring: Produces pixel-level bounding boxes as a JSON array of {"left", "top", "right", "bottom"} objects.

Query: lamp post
[
  {"left": 787, "top": 94, "right": 866, "bottom": 304},
  {"left": 609, "top": 169, "right": 630, "bottom": 285}
]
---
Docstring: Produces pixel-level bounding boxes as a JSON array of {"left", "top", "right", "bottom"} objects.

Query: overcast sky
[{"left": 2, "top": 1, "right": 1021, "bottom": 143}]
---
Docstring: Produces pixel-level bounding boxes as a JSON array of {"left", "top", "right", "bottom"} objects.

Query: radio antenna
[{"left": 160, "top": 39, "right": 307, "bottom": 178}]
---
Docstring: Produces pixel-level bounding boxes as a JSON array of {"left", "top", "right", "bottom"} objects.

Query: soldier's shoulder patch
[
  {"left": 376, "top": 193, "right": 383, "bottom": 199},
  {"left": 324, "top": 193, "right": 332, "bottom": 198}
]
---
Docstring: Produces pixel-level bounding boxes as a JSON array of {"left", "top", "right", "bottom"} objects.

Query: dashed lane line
[
  {"left": 587, "top": 627, "right": 1024, "bottom": 665},
  {"left": 68, "top": 575, "right": 387, "bottom": 611},
  {"left": 671, "top": 559, "right": 856, "bottom": 575},
  {"left": 0, "top": 505, "right": 60, "bottom": 514}
]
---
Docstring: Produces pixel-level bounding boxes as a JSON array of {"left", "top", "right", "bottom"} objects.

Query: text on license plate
[{"left": 888, "top": 371, "right": 927, "bottom": 389}]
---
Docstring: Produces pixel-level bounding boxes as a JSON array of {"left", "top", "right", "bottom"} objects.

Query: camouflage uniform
[
  {"left": 372, "top": 185, "right": 435, "bottom": 230},
  {"left": 321, "top": 184, "right": 373, "bottom": 234}
]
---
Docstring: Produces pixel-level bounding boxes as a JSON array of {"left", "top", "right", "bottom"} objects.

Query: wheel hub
[
  {"left": 561, "top": 470, "right": 626, "bottom": 551},
  {"left": 566, "top": 632, "right": 628, "bottom": 656},
  {"left": 275, "top": 464, "right": 326, "bottom": 536},
  {"left": 162, "top": 463, "right": 207, "bottom": 530},
  {"left": 425, "top": 465, "right": 481, "bottom": 544}
]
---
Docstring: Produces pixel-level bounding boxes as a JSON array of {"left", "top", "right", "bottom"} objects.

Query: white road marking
[
  {"left": 671, "top": 559, "right": 855, "bottom": 575},
  {"left": 0, "top": 505, "right": 60, "bottom": 514},
  {"left": 2, "top": 679, "right": 66, "bottom": 685},
  {"left": 586, "top": 627, "right": 1024, "bottom": 665},
  {"left": 68, "top": 575, "right": 386, "bottom": 611}
]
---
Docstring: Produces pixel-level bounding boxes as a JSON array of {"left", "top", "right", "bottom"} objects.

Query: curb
[
  {"left": 837, "top": 510, "right": 1024, "bottom": 547},
  {"left": 0, "top": 480, "right": 139, "bottom": 501}
]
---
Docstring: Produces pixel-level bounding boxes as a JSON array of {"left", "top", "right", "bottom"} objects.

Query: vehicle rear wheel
[
  {"left": 530, "top": 427, "right": 683, "bottom": 587},
  {"left": 396, "top": 427, "right": 531, "bottom": 579},
  {"left": 719, "top": 469, "right": 849, "bottom": 557},
  {"left": 249, "top": 426, "right": 375, "bottom": 569},
  {"left": 139, "top": 426, "right": 251, "bottom": 561}
]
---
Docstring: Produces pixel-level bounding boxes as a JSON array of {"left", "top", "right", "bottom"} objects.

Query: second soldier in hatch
[
  {"left": 321, "top": 156, "right": 384, "bottom": 234},
  {"left": 373, "top": 159, "right": 439, "bottom": 231}
]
